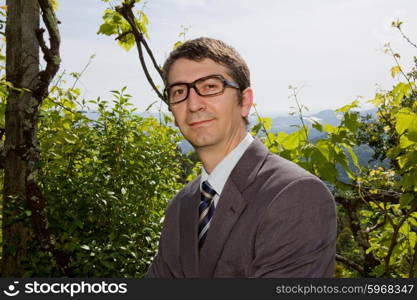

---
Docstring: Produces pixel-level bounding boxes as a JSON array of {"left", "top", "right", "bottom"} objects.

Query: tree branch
[
  {"left": 115, "top": 30, "right": 132, "bottom": 42},
  {"left": 336, "top": 254, "right": 365, "bottom": 276},
  {"left": 338, "top": 196, "right": 380, "bottom": 276},
  {"left": 384, "top": 201, "right": 417, "bottom": 277},
  {"left": 395, "top": 25, "right": 417, "bottom": 50},
  {"left": 366, "top": 214, "right": 387, "bottom": 233},
  {"left": 115, "top": 2, "right": 166, "bottom": 104},
  {"left": 334, "top": 186, "right": 402, "bottom": 205},
  {"left": 141, "top": 36, "right": 164, "bottom": 80},
  {"left": 409, "top": 236, "right": 417, "bottom": 278},
  {"left": 34, "top": 0, "right": 61, "bottom": 102}
]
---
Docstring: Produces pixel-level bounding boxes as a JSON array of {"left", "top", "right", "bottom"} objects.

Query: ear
[{"left": 240, "top": 87, "right": 253, "bottom": 118}]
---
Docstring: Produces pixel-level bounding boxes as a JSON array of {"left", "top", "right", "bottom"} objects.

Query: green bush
[{"left": 21, "top": 86, "right": 188, "bottom": 277}]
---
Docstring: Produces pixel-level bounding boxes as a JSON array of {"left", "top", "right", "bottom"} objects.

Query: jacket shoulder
[
  {"left": 253, "top": 152, "right": 330, "bottom": 196},
  {"left": 262, "top": 153, "right": 314, "bottom": 179},
  {"left": 166, "top": 176, "right": 200, "bottom": 210}
]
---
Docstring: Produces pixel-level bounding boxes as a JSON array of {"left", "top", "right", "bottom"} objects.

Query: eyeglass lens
[{"left": 168, "top": 76, "right": 224, "bottom": 103}]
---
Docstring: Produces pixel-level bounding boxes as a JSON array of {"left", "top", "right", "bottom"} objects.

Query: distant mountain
[
  {"left": 80, "top": 108, "right": 378, "bottom": 158},
  {"left": 251, "top": 107, "right": 377, "bottom": 140},
  {"left": 267, "top": 109, "right": 341, "bottom": 139}
]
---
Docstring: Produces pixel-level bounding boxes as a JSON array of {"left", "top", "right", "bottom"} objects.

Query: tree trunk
[
  {"left": 2, "top": 0, "right": 70, "bottom": 276},
  {"left": 2, "top": 0, "right": 40, "bottom": 276}
]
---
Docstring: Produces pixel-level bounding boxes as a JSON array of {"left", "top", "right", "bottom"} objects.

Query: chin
[{"left": 187, "top": 134, "right": 219, "bottom": 149}]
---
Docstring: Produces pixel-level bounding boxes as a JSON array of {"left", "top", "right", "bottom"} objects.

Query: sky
[{"left": 12, "top": 0, "right": 417, "bottom": 116}]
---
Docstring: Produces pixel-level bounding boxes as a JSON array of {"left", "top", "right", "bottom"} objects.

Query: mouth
[{"left": 189, "top": 119, "right": 214, "bottom": 126}]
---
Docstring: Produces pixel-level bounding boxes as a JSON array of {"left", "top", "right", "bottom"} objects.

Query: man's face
[{"left": 168, "top": 58, "right": 252, "bottom": 150}]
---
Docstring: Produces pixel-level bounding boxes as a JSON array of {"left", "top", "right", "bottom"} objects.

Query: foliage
[
  {"left": 252, "top": 97, "right": 360, "bottom": 191},
  {"left": 5, "top": 79, "right": 187, "bottom": 276},
  {"left": 250, "top": 28, "right": 417, "bottom": 277},
  {"left": 97, "top": 0, "right": 149, "bottom": 51}
]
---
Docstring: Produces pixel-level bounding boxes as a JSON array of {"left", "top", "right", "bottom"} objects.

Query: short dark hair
[{"left": 163, "top": 37, "right": 251, "bottom": 124}]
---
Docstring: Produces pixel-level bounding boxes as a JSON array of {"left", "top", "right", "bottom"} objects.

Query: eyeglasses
[{"left": 165, "top": 74, "right": 240, "bottom": 106}]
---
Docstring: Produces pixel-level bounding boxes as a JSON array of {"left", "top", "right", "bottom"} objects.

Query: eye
[
  {"left": 198, "top": 78, "right": 222, "bottom": 94},
  {"left": 170, "top": 85, "right": 186, "bottom": 97},
  {"left": 205, "top": 84, "right": 218, "bottom": 90},
  {"left": 173, "top": 89, "right": 185, "bottom": 96}
]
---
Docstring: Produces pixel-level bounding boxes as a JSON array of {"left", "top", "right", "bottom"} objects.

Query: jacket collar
[{"left": 229, "top": 138, "right": 270, "bottom": 193}]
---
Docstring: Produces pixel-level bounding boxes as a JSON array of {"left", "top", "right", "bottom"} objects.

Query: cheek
[{"left": 172, "top": 110, "right": 185, "bottom": 127}]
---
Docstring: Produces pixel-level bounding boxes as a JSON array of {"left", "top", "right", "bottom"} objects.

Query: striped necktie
[{"left": 198, "top": 181, "right": 216, "bottom": 249}]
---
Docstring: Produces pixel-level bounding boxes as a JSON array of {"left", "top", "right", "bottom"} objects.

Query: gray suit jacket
[{"left": 146, "top": 139, "right": 336, "bottom": 278}]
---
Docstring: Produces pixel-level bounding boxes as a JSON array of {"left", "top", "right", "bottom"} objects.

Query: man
[{"left": 146, "top": 37, "right": 336, "bottom": 278}]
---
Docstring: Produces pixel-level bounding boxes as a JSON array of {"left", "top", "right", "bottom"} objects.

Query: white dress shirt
[{"left": 200, "top": 133, "right": 254, "bottom": 207}]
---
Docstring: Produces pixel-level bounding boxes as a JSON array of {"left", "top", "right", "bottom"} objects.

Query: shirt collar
[{"left": 200, "top": 133, "right": 254, "bottom": 195}]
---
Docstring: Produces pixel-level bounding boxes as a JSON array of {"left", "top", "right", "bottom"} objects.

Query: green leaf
[
  {"left": 342, "top": 111, "right": 359, "bottom": 132},
  {"left": 251, "top": 123, "right": 262, "bottom": 135},
  {"left": 173, "top": 41, "right": 183, "bottom": 50},
  {"left": 315, "top": 140, "right": 331, "bottom": 161},
  {"left": 324, "top": 124, "right": 337, "bottom": 134},
  {"left": 400, "top": 193, "right": 414, "bottom": 207},
  {"left": 336, "top": 100, "right": 359, "bottom": 113},
  {"left": 310, "top": 148, "right": 328, "bottom": 164},
  {"left": 399, "top": 135, "right": 415, "bottom": 149},
  {"left": 317, "top": 162, "right": 339, "bottom": 182},
  {"left": 409, "top": 232, "right": 417, "bottom": 249},
  {"left": 98, "top": 23, "right": 117, "bottom": 36},
  {"left": 75, "top": 219, "right": 84, "bottom": 229},
  {"left": 344, "top": 144, "right": 359, "bottom": 169},
  {"left": 397, "top": 151, "right": 417, "bottom": 170},
  {"left": 63, "top": 137, "right": 76, "bottom": 145},
  {"left": 367, "top": 93, "right": 384, "bottom": 107},
  {"left": 391, "top": 65, "right": 401, "bottom": 78},
  {"left": 102, "top": 260, "right": 115, "bottom": 270},
  {"left": 118, "top": 39, "right": 135, "bottom": 51},
  {"left": 49, "top": 0, "right": 59, "bottom": 11},
  {"left": 261, "top": 117, "right": 272, "bottom": 131},
  {"left": 391, "top": 19, "right": 403, "bottom": 28},
  {"left": 312, "top": 120, "right": 323, "bottom": 132},
  {"left": 391, "top": 82, "right": 413, "bottom": 106},
  {"left": 395, "top": 109, "right": 417, "bottom": 135},
  {"left": 402, "top": 170, "right": 417, "bottom": 191},
  {"left": 278, "top": 130, "right": 302, "bottom": 150},
  {"left": 140, "top": 11, "right": 149, "bottom": 25}
]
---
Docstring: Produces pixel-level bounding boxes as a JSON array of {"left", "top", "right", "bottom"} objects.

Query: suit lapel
[{"left": 179, "top": 179, "right": 200, "bottom": 277}]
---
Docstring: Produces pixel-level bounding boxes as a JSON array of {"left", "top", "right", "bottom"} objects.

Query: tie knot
[{"left": 201, "top": 181, "right": 216, "bottom": 201}]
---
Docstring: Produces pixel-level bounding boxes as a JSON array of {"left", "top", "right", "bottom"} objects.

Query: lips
[{"left": 189, "top": 119, "right": 214, "bottom": 126}]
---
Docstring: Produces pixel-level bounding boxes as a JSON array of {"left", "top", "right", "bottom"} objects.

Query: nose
[{"left": 186, "top": 87, "right": 206, "bottom": 112}]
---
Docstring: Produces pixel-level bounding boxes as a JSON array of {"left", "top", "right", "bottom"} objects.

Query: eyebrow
[
  {"left": 168, "top": 80, "right": 187, "bottom": 86},
  {"left": 167, "top": 74, "right": 225, "bottom": 87}
]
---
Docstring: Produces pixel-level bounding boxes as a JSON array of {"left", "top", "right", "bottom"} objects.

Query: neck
[{"left": 196, "top": 129, "right": 247, "bottom": 174}]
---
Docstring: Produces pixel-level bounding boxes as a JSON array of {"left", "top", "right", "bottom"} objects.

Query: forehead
[{"left": 167, "top": 58, "right": 230, "bottom": 84}]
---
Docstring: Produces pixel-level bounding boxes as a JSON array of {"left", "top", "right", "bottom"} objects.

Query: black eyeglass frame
[{"left": 164, "top": 74, "right": 240, "bottom": 107}]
